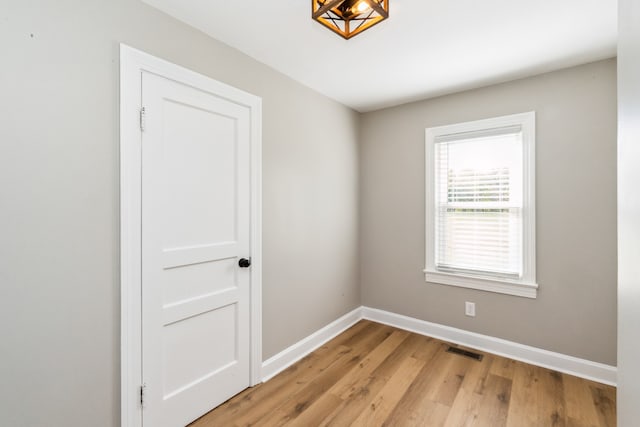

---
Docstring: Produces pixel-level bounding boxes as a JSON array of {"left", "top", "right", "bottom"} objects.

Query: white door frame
[{"left": 119, "top": 44, "right": 263, "bottom": 427}]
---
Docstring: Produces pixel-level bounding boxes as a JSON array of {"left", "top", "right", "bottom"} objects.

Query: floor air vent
[{"left": 446, "top": 346, "right": 484, "bottom": 361}]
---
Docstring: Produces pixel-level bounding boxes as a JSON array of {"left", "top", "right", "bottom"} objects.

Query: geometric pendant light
[{"left": 312, "top": 0, "right": 389, "bottom": 39}]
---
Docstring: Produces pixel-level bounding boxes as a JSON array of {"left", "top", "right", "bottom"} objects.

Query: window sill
[{"left": 424, "top": 269, "right": 538, "bottom": 299}]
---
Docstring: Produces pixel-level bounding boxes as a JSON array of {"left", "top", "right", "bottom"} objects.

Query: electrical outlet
[{"left": 465, "top": 301, "right": 476, "bottom": 317}]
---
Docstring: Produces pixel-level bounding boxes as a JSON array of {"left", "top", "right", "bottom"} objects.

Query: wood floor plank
[
  {"left": 382, "top": 344, "right": 457, "bottom": 425},
  {"left": 281, "top": 392, "right": 343, "bottom": 427},
  {"left": 443, "top": 373, "right": 512, "bottom": 427},
  {"left": 350, "top": 356, "right": 425, "bottom": 426},
  {"left": 190, "top": 320, "right": 616, "bottom": 427},
  {"left": 473, "top": 374, "right": 512, "bottom": 426},
  {"left": 439, "top": 355, "right": 505, "bottom": 427},
  {"left": 489, "top": 354, "right": 517, "bottom": 380},
  {"left": 327, "top": 329, "right": 411, "bottom": 398},
  {"left": 426, "top": 352, "right": 475, "bottom": 406},
  {"left": 409, "top": 335, "right": 440, "bottom": 361},
  {"left": 442, "top": 381, "right": 484, "bottom": 427},
  {"left": 505, "top": 362, "right": 544, "bottom": 427},
  {"left": 591, "top": 384, "right": 617, "bottom": 427},
  {"left": 243, "top": 323, "right": 395, "bottom": 426},
  {"left": 458, "top": 352, "right": 495, "bottom": 395},
  {"left": 320, "top": 333, "right": 439, "bottom": 427},
  {"left": 397, "top": 399, "right": 452, "bottom": 427},
  {"left": 538, "top": 368, "right": 566, "bottom": 427},
  {"left": 563, "top": 375, "right": 600, "bottom": 427},
  {"left": 283, "top": 329, "right": 410, "bottom": 427},
  {"left": 505, "top": 362, "right": 567, "bottom": 427}
]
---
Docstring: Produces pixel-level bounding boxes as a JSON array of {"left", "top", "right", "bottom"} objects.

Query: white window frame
[{"left": 424, "top": 112, "right": 538, "bottom": 298}]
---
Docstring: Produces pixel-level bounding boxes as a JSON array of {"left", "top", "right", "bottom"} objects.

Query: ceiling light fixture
[{"left": 312, "top": 0, "right": 389, "bottom": 40}]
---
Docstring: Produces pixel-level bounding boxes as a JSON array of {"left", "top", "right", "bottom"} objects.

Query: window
[{"left": 425, "top": 112, "right": 537, "bottom": 298}]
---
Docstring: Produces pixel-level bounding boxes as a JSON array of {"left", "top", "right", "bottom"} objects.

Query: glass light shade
[{"left": 312, "top": 0, "right": 389, "bottom": 39}]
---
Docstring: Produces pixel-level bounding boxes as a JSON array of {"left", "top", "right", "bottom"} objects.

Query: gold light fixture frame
[{"left": 312, "top": 0, "right": 389, "bottom": 39}]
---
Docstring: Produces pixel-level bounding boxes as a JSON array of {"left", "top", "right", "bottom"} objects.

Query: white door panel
[
  {"left": 161, "top": 99, "right": 238, "bottom": 248},
  {"left": 162, "top": 258, "right": 237, "bottom": 305},
  {"left": 141, "top": 71, "right": 251, "bottom": 427}
]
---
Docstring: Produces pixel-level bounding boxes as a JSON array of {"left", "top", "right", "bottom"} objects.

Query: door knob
[{"left": 239, "top": 258, "right": 252, "bottom": 268}]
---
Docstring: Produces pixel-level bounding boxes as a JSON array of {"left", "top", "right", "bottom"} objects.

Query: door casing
[{"left": 119, "top": 44, "right": 263, "bottom": 427}]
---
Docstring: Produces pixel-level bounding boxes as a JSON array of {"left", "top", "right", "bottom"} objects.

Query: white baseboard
[
  {"left": 362, "top": 306, "right": 617, "bottom": 386},
  {"left": 261, "top": 307, "right": 363, "bottom": 382},
  {"left": 260, "top": 305, "right": 616, "bottom": 387}
]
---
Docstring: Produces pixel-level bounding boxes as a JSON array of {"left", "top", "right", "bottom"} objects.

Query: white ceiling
[{"left": 141, "top": 0, "right": 617, "bottom": 112}]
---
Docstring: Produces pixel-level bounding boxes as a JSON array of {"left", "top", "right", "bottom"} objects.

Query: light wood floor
[{"left": 190, "top": 320, "right": 616, "bottom": 427}]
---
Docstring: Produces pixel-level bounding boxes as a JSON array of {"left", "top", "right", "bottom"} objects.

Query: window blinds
[{"left": 434, "top": 127, "right": 524, "bottom": 278}]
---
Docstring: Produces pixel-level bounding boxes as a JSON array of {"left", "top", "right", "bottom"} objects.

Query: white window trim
[{"left": 424, "top": 112, "right": 538, "bottom": 299}]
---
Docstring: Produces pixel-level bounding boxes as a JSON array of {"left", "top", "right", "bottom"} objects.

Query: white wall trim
[
  {"left": 249, "top": 97, "right": 264, "bottom": 388},
  {"left": 362, "top": 307, "right": 617, "bottom": 386},
  {"left": 423, "top": 270, "right": 538, "bottom": 299},
  {"left": 261, "top": 307, "right": 363, "bottom": 382},
  {"left": 259, "top": 305, "right": 615, "bottom": 388},
  {"left": 120, "top": 44, "right": 263, "bottom": 427}
]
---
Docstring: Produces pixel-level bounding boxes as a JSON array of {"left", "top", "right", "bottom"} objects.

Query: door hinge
[
  {"left": 139, "top": 107, "right": 146, "bottom": 132},
  {"left": 140, "top": 383, "right": 147, "bottom": 408}
]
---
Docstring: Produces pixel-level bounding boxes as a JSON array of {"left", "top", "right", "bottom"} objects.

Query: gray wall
[
  {"left": 617, "top": 0, "right": 640, "bottom": 424},
  {"left": 0, "top": 1, "right": 360, "bottom": 426},
  {"left": 360, "top": 59, "right": 617, "bottom": 365}
]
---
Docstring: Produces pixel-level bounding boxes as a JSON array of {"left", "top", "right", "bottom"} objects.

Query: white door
[{"left": 141, "top": 71, "right": 252, "bottom": 427}]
